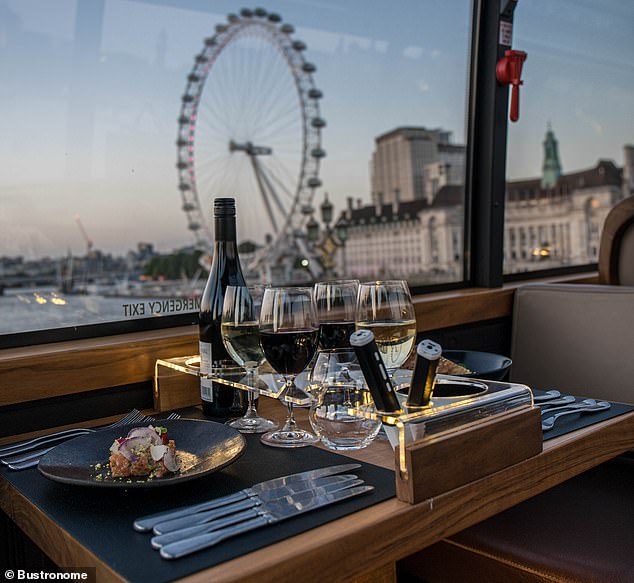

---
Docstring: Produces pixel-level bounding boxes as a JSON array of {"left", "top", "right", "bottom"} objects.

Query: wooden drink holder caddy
[
  {"left": 154, "top": 359, "right": 542, "bottom": 505},
  {"left": 385, "top": 377, "right": 542, "bottom": 503}
]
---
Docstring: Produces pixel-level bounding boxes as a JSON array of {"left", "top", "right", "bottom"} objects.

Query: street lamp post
[
  {"left": 305, "top": 193, "right": 348, "bottom": 279},
  {"left": 335, "top": 218, "right": 348, "bottom": 275}
]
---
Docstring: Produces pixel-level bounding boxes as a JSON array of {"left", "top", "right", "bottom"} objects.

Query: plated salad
[{"left": 108, "top": 426, "right": 180, "bottom": 478}]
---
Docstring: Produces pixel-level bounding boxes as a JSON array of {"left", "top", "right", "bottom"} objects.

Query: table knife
[
  {"left": 150, "top": 477, "right": 363, "bottom": 548},
  {"left": 160, "top": 484, "right": 374, "bottom": 559},
  {"left": 153, "top": 475, "right": 360, "bottom": 534},
  {"left": 133, "top": 463, "right": 361, "bottom": 532}
]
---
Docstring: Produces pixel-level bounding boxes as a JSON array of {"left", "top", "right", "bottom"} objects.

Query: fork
[
  {"left": 541, "top": 401, "right": 611, "bottom": 431},
  {"left": 5, "top": 412, "right": 181, "bottom": 471},
  {"left": 0, "top": 409, "right": 180, "bottom": 466},
  {"left": 539, "top": 398, "right": 599, "bottom": 416},
  {"left": 0, "top": 409, "right": 147, "bottom": 460}
]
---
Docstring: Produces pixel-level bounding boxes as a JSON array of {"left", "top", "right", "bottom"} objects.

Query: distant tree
[{"left": 144, "top": 250, "right": 202, "bottom": 280}]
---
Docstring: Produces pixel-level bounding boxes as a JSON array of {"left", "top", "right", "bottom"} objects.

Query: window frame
[{"left": 0, "top": 0, "right": 603, "bottom": 357}]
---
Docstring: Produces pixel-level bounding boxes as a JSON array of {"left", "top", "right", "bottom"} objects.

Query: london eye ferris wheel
[{"left": 176, "top": 7, "right": 326, "bottom": 276}]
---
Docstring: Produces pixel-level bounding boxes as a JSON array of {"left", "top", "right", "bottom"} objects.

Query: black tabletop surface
[
  {"left": 3, "top": 396, "right": 632, "bottom": 581},
  {"left": 1, "top": 416, "right": 395, "bottom": 582}
]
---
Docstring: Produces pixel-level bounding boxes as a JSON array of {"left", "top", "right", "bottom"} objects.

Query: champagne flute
[
  {"left": 221, "top": 285, "right": 278, "bottom": 433},
  {"left": 313, "top": 280, "right": 359, "bottom": 349},
  {"left": 259, "top": 287, "right": 320, "bottom": 448},
  {"left": 355, "top": 280, "right": 417, "bottom": 374}
]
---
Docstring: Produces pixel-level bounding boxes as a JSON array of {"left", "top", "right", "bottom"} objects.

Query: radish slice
[
  {"left": 163, "top": 448, "right": 180, "bottom": 472},
  {"left": 117, "top": 436, "right": 155, "bottom": 462},
  {"left": 150, "top": 444, "right": 168, "bottom": 461},
  {"left": 126, "top": 426, "right": 161, "bottom": 445}
]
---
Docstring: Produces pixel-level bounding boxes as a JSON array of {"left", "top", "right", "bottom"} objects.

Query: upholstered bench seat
[{"left": 398, "top": 454, "right": 634, "bottom": 583}]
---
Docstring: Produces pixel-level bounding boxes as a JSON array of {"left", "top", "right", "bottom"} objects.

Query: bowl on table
[{"left": 440, "top": 350, "right": 512, "bottom": 382}]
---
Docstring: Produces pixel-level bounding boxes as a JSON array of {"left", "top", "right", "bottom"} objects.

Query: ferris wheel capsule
[{"left": 301, "top": 204, "right": 315, "bottom": 215}]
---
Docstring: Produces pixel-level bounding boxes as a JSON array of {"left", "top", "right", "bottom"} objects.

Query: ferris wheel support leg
[
  {"left": 248, "top": 154, "right": 278, "bottom": 233},
  {"left": 257, "top": 162, "right": 287, "bottom": 218}
]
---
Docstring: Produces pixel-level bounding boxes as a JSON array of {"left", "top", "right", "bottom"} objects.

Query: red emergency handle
[{"left": 496, "top": 49, "right": 527, "bottom": 122}]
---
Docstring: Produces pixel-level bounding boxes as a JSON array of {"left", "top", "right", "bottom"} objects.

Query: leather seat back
[
  {"left": 618, "top": 225, "right": 634, "bottom": 285},
  {"left": 599, "top": 195, "right": 634, "bottom": 285},
  {"left": 510, "top": 283, "right": 634, "bottom": 403}
]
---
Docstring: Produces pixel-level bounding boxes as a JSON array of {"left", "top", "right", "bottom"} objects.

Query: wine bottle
[{"left": 199, "top": 198, "right": 248, "bottom": 418}]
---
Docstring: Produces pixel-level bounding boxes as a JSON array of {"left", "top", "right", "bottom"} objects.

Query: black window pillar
[{"left": 464, "top": 0, "right": 517, "bottom": 287}]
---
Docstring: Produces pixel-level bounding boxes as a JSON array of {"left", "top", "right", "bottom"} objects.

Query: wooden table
[{"left": 2, "top": 399, "right": 633, "bottom": 583}]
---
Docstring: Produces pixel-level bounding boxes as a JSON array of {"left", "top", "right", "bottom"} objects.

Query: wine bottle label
[
  {"left": 199, "top": 341, "right": 214, "bottom": 403},
  {"left": 199, "top": 341, "right": 212, "bottom": 374},
  {"left": 201, "top": 377, "right": 213, "bottom": 402}
]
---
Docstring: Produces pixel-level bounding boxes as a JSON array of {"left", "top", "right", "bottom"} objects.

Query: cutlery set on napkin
[
  {"left": 533, "top": 391, "right": 611, "bottom": 431},
  {"left": 133, "top": 463, "right": 373, "bottom": 560}
]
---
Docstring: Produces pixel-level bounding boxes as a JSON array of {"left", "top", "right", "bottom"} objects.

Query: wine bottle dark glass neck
[
  {"left": 213, "top": 240, "right": 240, "bottom": 261},
  {"left": 214, "top": 215, "right": 237, "bottom": 242}
]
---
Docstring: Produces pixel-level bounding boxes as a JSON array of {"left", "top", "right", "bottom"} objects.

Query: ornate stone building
[
  {"left": 503, "top": 131, "right": 630, "bottom": 272},
  {"left": 337, "top": 187, "right": 464, "bottom": 285},
  {"left": 337, "top": 125, "right": 632, "bottom": 283}
]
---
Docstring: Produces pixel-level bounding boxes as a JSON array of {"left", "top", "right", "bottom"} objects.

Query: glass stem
[
  {"left": 281, "top": 376, "right": 298, "bottom": 432},
  {"left": 281, "top": 401, "right": 297, "bottom": 432},
  {"left": 244, "top": 368, "right": 259, "bottom": 420}
]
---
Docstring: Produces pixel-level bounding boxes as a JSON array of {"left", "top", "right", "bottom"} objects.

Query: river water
[{"left": 0, "top": 287, "right": 200, "bottom": 335}]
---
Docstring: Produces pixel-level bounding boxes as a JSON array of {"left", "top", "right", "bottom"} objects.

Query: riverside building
[{"left": 337, "top": 126, "right": 632, "bottom": 282}]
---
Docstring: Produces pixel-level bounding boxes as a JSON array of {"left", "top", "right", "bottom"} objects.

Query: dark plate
[
  {"left": 38, "top": 419, "right": 246, "bottom": 488},
  {"left": 442, "top": 350, "right": 512, "bottom": 381}
]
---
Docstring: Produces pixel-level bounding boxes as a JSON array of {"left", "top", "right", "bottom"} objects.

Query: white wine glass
[
  {"left": 259, "top": 287, "right": 320, "bottom": 448},
  {"left": 355, "top": 280, "right": 417, "bottom": 375},
  {"left": 221, "top": 285, "right": 278, "bottom": 433}
]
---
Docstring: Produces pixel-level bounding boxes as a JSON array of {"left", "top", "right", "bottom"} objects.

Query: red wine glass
[
  {"left": 259, "top": 287, "right": 319, "bottom": 448},
  {"left": 313, "top": 280, "right": 359, "bottom": 350}
]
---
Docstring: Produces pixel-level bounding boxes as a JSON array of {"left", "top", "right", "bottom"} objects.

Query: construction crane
[{"left": 73, "top": 213, "right": 95, "bottom": 258}]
